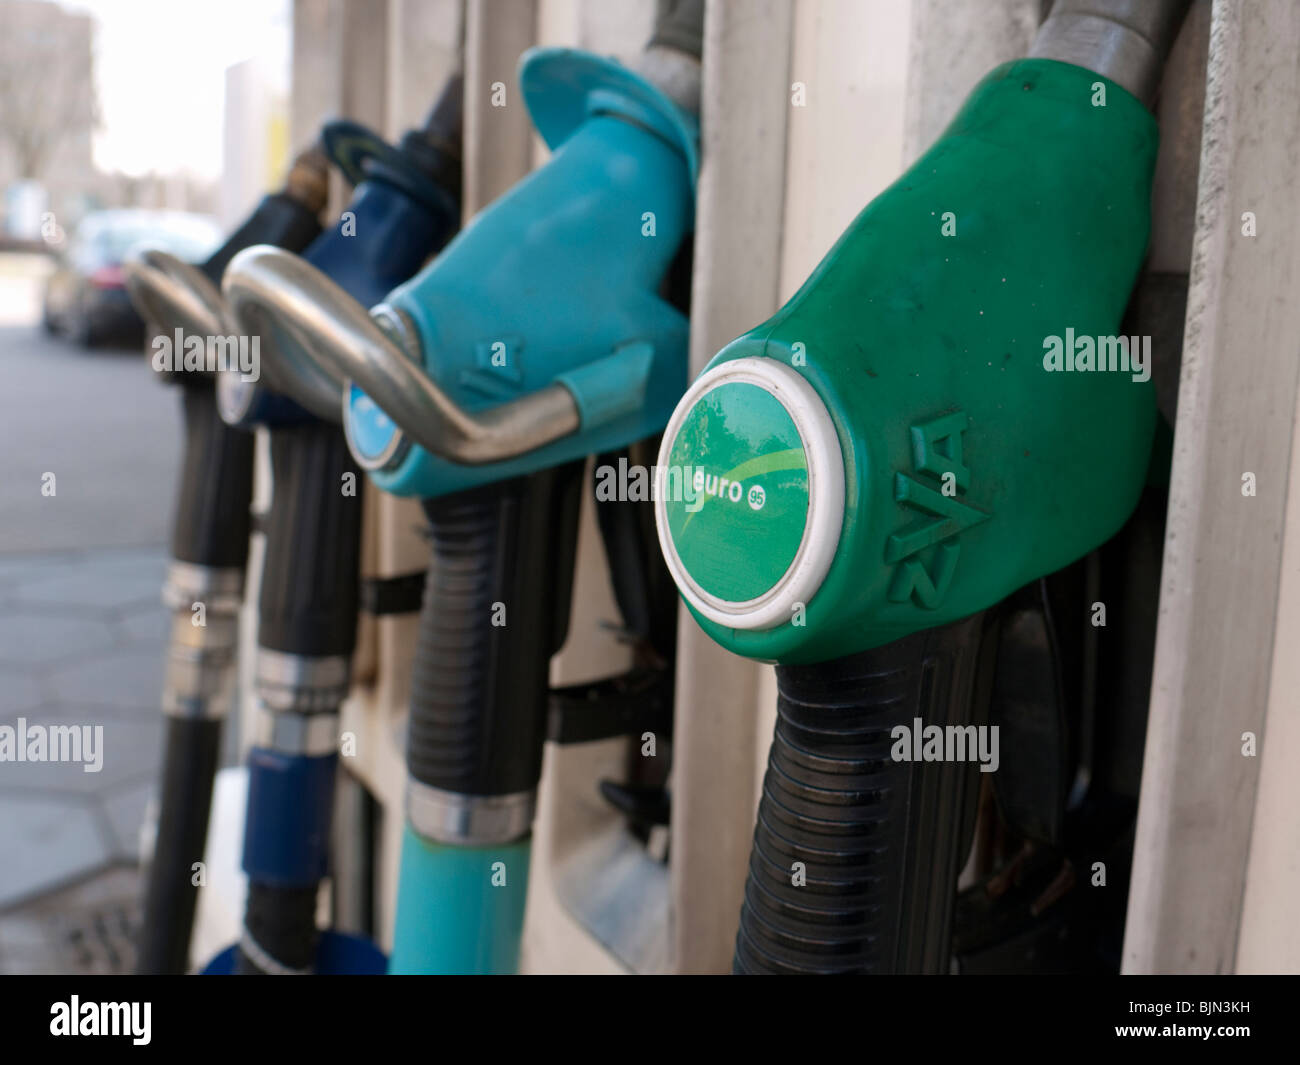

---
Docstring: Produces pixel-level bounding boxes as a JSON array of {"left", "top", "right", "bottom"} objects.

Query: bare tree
[{"left": 0, "top": 0, "right": 98, "bottom": 180}]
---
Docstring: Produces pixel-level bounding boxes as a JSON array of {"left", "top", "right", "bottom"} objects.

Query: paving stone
[
  {"left": 0, "top": 948, "right": 65, "bottom": 975},
  {"left": 0, "top": 610, "right": 113, "bottom": 668},
  {"left": 14, "top": 567, "right": 161, "bottom": 614},
  {"left": 77, "top": 548, "right": 166, "bottom": 578},
  {"left": 0, "top": 715, "right": 162, "bottom": 795},
  {"left": 0, "top": 909, "right": 48, "bottom": 948},
  {"left": 116, "top": 602, "right": 170, "bottom": 645},
  {"left": 15, "top": 549, "right": 166, "bottom": 591},
  {"left": 0, "top": 866, "right": 141, "bottom": 975},
  {"left": 0, "top": 669, "right": 46, "bottom": 716},
  {"left": 47, "top": 646, "right": 164, "bottom": 712},
  {"left": 100, "top": 778, "right": 155, "bottom": 863},
  {"left": 0, "top": 794, "right": 109, "bottom": 908},
  {"left": 0, "top": 550, "right": 164, "bottom": 595},
  {"left": 0, "top": 553, "right": 80, "bottom": 584}
]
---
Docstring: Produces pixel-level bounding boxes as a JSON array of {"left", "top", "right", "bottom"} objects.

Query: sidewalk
[
  {"left": 0, "top": 546, "right": 168, "bottom": 973},
  {"left": 0, "top": 270, "right": 186, "bottom": 972}
]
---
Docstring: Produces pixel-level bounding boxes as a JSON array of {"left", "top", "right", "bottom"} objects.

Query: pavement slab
[
  {"left": 0, "top": 312, "right": 187, "bottom": 971},
  {"left": 0, "top": 794, "right": 111, "bottom": 909},
  {"left": 117, "top": 602, "right": 170, "bottom": 644},
  {"left": 0, "top": 714, "right": 162, "bottom": 795},
  {"left": 0, "top": 866, "right": 140, "bottom": 975},
  {"left": 100, "top": 777, "right": 155, "bottom": 864},
  {"left": 0, "top": 670, "right": 47, "bottom": 716},
  {"left": 47, "top": 645, "right": 165, "bottom": 714},
  {"left": 14, "top": 567, "right": 165, "bottom": 614},
  {"left": 0, "top": 609, "right": 114, "bottom": 667}
]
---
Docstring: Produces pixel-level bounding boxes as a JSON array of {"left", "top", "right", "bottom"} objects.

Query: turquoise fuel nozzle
[
  {"left": 217, "top": 28, "right": 702, "bottom": 974},
  {"left": 223, "top": 46, "right": 699, "bottom": 497},
  {"left": 341, "top": 45, "right": 699, "bottom": 495},
  {"left": 655, "top": 0, "right": 1187, "bottom": 974}
]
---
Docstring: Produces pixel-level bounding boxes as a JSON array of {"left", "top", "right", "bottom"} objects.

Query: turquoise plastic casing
[{"left": 344, "top": 47, "right": 699, "bottom": 498}]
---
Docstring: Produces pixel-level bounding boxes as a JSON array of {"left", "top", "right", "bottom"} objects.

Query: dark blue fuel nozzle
[
  {"left": 221, "top": 87, "right": 463, "bottom": 429},
  {"left": 209, "top": 76, "right": 465, "bottom": 976}
]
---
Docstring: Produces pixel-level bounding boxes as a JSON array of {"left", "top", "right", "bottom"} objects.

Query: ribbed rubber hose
[
  {"left": 237, "top": 883, "right": 320, "bottom": 974},
  {"left": 407, "top": 464, "right": 583, "bottom": 800},
  {"left": 734, "top": 612, "right": 994, "bottom": 974}
]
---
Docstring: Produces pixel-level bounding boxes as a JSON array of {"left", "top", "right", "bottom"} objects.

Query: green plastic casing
[{"left": 658, "top": 60, "right": 1159, "bottom": 665}]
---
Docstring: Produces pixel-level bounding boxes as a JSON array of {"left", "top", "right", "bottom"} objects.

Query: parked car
[{"left": 41, "top": 209, "right": 222, "bottom": 348}]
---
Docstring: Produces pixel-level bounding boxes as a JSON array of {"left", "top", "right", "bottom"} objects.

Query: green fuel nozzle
[
  {"left": 656, "top": 0, "right": 1189, "bottom": 975},
  {"left": 656, "top": 56, "right": 1161, "bottom": 666}
]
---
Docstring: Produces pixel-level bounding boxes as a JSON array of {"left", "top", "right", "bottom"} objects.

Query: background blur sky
[{"left": 57, "top": 0, "right": 289, "bottom": 180}]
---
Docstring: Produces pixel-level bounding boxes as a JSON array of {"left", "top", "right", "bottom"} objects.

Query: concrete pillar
[{"left": 1125, "top": 0, "right": 1300, "bottom": 975}]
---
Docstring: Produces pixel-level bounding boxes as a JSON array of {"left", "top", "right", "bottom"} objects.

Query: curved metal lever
[
  {"left": 221, "top": 246, "right": 581, "bottom": 465},
  {"left": 124, "top": 248, "right": 231, "bottom": 338},
  {"left": 125, "top": 247, "right": 342, "bottom": 421},
  {"left": 221, "top": 246, "right": 359, "bottom": 423}
]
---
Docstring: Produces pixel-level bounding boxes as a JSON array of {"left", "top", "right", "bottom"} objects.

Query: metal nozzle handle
[
  {"left": 221, "top": 246, "right": 581, "bottom": 466},
  {"left": 126, "top": 247, "right": 336, "bottom": 418},
  {"left": 124, "top": 248, "right": 231, "bottom": 339},
  {"left": 221, "top": 247, "right": 357, "bottom": 422}
]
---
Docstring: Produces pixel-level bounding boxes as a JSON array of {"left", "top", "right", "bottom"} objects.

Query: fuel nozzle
[
  {"left": 124, "top": 140, "right": 331, "bottom": 363},
  {"left": 219, "top": 76, "right": 465, "bottom": 428},
  {"left": 206, "top": 77, "right": 466, "bottom": 977},
  {"left": 656, "top": 0, "right": 1192, "bottom": 667},
  {"left": 395, "top": 74, "right": 464, "bottom": 201},
  {"left": 317, "top": 73, "right": 463, "bottom": 217},
  {"left": 223, "top": 29, "right": 699, "bottom": 501},
  {"left": 127, "top": 137, "right": 332, "bottom": 977},
  {"left": 221, "top": 9, "right": 702, "bottom": 975},
  {"left": 652, "top": 0, "right": 1190, "bottom": 976}
]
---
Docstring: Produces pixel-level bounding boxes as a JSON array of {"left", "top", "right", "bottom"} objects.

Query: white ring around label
[{"left": 653, "top": 356, "right": 846, "bottom": 632}]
